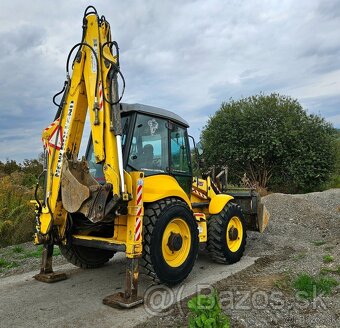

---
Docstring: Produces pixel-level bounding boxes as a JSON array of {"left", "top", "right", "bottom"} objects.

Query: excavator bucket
[
  {"left": 61, "top": 158, "right": 97, "bottom": 213},
  {"left": 61, "top": 158, "right": 114, "bottom": 223}
]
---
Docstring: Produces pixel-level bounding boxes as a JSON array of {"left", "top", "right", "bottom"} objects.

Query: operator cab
[{"left": 86, "top": 103, "right": 193, "bottom": 194}]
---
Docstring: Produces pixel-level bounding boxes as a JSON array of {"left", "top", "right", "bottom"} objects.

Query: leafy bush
[
  {"left": 188, "top": 290, "right": 230, "bottom": 328},
  {"left": 201, "top": 93, "right": 337, "bottom": 193},
  {"left": 0, "top": 171, "right": 36, "bottom": 247},
  {"left": 0, "top": 156, "right": 43, "bottom": 247},
  {"left": 322, "top": 132, "right": 340, "bottom": 189}
]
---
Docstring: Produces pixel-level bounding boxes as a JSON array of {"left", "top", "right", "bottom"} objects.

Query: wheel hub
[
  {"left": 228, "top": 227, "right": 238, "bottom": 241},
  {"left": 167, "top": 232, "right": 183, "bottom": 252}
]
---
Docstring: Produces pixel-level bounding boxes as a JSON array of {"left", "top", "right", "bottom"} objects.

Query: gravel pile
[{"left": 226, "top": 188, "right": 340, "bottom": 327}]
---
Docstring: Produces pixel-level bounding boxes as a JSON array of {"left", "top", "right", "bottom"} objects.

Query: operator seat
[{"left": 142, "top": 144, "right": 154, "bottom": 169}]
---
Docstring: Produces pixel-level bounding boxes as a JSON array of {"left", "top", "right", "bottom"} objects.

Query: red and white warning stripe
[
  {"left": 98, "top": 81, "right": 103, "bottom": 110},
  {"left": 192, "top": 188, "right": 208, "bottom": 200},
  {"left": 134, "top": 180, "right": 143, "bottom": 241},
  {"left": 194, "top": 213, "right": 205, "bottom": 220},
  {"left": 43, "top": 117, "right": 60, "bottom": 133},
  {"left": 42, "top": 118, "right": 61, "bottom": 154}
]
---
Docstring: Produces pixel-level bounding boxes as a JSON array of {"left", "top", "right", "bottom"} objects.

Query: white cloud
[
  {"left": 285, "top": 69, "right": 340, "bottom": 99},
  {"left": 328, "top": 113, "right": 340, "bottom": 126},
  {"left": 0, "top": 0, "right": 340, "bottom": 162}
]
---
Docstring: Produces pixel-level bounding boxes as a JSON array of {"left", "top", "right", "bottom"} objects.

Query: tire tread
[{"left": 207, "top": 202, "right": 247, "bottom": 264}]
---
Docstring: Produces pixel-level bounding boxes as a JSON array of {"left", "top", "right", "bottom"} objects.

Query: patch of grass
[
  {"left": 188, "top": 290, "right": 230, "bottom": 328},
  {"left": 293, "top": 273, "right": 339, "bottom": 299},
  {"left": 320, "top": 266, "right": 340, "bottom": 276},
  {"left": 313, "top": 240, "right": 326, "bottom": 246},
  {"left": 0, "top": 258, "right": 19, "bottom": 270},
  {"left": 20, "top": 245, "right": 61, "bottom": 259},
  {"left": 292, "top": 252, "right": 306, "bottom": 261},
  {"left": 54, "top": 247, "right": 61, "bottom": 256},
  {"left": 21, "top": 245, "right": 43, "bottom": 259},
  {"left": 12, "top": 245, "right": 24, "bottom": 253},
  {"left": 323, "top": 255, "right": 334, "bottom": 263}
]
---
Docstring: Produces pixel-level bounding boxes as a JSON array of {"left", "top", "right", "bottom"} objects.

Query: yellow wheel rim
[
  {"left": 162, "top": 218, "right": 191, "bottom": 267},
  {"left": 226, "top": 216, "right": 243, "bottom": 252}
]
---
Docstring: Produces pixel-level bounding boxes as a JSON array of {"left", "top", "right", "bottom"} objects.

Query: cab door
[{"left": 169, "top": 123, "right": 192, "bottom": 195}]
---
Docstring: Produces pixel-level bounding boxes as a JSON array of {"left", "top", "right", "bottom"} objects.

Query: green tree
[
  {"left": 20, "top": 158, "right": 43, "bottom": 187},
  {"left": 324, "top": 130, "right": 340, "bottom": 188},
  {"left": 201, "top": 93, "right": 337, "bottom": 192},
  {"left": 0, "top": 159, "right": 21, "bottom": 175}
]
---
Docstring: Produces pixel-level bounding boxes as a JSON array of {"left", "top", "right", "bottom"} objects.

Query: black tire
[
  {"left": 59, "top": 243, "right": 114, "bottom": 269},
  {"left": 207, "top": 202, "right": 247, "bottom": 264},
  {"left": 141, "top": 197, "right": 199, "bottom": 285}
]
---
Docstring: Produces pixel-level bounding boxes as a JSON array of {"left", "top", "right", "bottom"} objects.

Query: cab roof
[{"left": 120, "top": 103, "right": 189, "bottom": 128}]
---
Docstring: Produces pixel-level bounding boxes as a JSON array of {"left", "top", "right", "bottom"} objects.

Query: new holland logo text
[{"left": 55, "top": 101, "right": 74, "bottom": 177}]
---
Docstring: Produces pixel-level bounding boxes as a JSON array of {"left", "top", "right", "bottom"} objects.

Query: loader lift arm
[{"left": 35, "top": 6, "right": 143, "bottom": 308}]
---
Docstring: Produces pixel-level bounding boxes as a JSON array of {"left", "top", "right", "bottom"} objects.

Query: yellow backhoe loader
[{"left": 33, "top": 6, "right": 269, "bottom": 308}]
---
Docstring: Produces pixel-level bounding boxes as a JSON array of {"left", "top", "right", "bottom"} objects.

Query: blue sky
[{"left": 0, "top": 0, "right": 339, "bottom": 162}]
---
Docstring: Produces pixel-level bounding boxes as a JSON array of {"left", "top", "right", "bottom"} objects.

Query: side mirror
[{"left": 196, "top": 142, "right": 204, "bottom": 156}]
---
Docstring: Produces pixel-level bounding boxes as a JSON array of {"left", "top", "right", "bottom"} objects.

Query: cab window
[
  {"left": 170, "top": 124, "right": 192, "bottom": 195},
  {"left": 86, "top": 116, "right": 128, "bottom": 183},
  {"left": 87, "top": 141, "right": 105, "bottom": 183},
  {"left": 128, "top": 114, "right": 168, "bottom": 175},
  {"left": 170, "top": 125, "right": 190, "bottom": 174}
]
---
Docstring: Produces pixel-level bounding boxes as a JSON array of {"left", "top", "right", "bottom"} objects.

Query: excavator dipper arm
[{"left": 39, "top": 8, "right": 126, "bottom": 238}]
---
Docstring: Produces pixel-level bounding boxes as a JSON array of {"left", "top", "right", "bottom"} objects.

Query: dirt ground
[
  {"left": 135, "top": 189, "right": 340, "bottom": 327},
  {"left": 1, "top": 189, "right": 339, "bottom": 327},
  {"left": 0, "top": 242, "right": 67, "bottom": 278}
]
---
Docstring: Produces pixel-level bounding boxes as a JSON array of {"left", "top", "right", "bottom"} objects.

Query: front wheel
[
  {"left": 207, "top": 202, "right": 247, "bottom": 264},
  {"left": 141, "top": 198, "right": 199, "bottom": 285}
]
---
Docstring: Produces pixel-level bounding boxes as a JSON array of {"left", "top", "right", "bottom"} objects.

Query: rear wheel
[
  {"left": 59, "top": 243, "right": 114, "bottom": 269},
  {"left": 59, "top": 213, "right": 115, "bottom": 268},
  {"left": 207, "top": 202, "right": 246, "bottom": 264},
  {"left": 141, "top": 198, "right": 199, "bottom": 285}
]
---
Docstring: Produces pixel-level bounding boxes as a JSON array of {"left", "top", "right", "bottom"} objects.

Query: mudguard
[
  {"left": 208, "top": 194, "right": 234, "bottom": 214},
  {"left": 143, "top": 175, "right": 192, "bottom": 208}
]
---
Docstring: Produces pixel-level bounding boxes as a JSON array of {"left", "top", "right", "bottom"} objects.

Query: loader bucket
[{"left": 226, "top": 188, "right": 269, "bottom": 232}]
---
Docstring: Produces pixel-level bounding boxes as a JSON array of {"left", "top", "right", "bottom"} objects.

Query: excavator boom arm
[{"left": 40, "top": 9, "right": 125, "bottom": 235}]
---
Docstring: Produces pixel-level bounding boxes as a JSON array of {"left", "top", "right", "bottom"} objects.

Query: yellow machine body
[{"left": 34, "top": 6, "right": 269, "bottom": 308}]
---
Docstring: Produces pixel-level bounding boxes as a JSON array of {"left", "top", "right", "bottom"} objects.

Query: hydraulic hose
[{"left": 66, "top": 42, "right": 100, "bottom": 97}]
